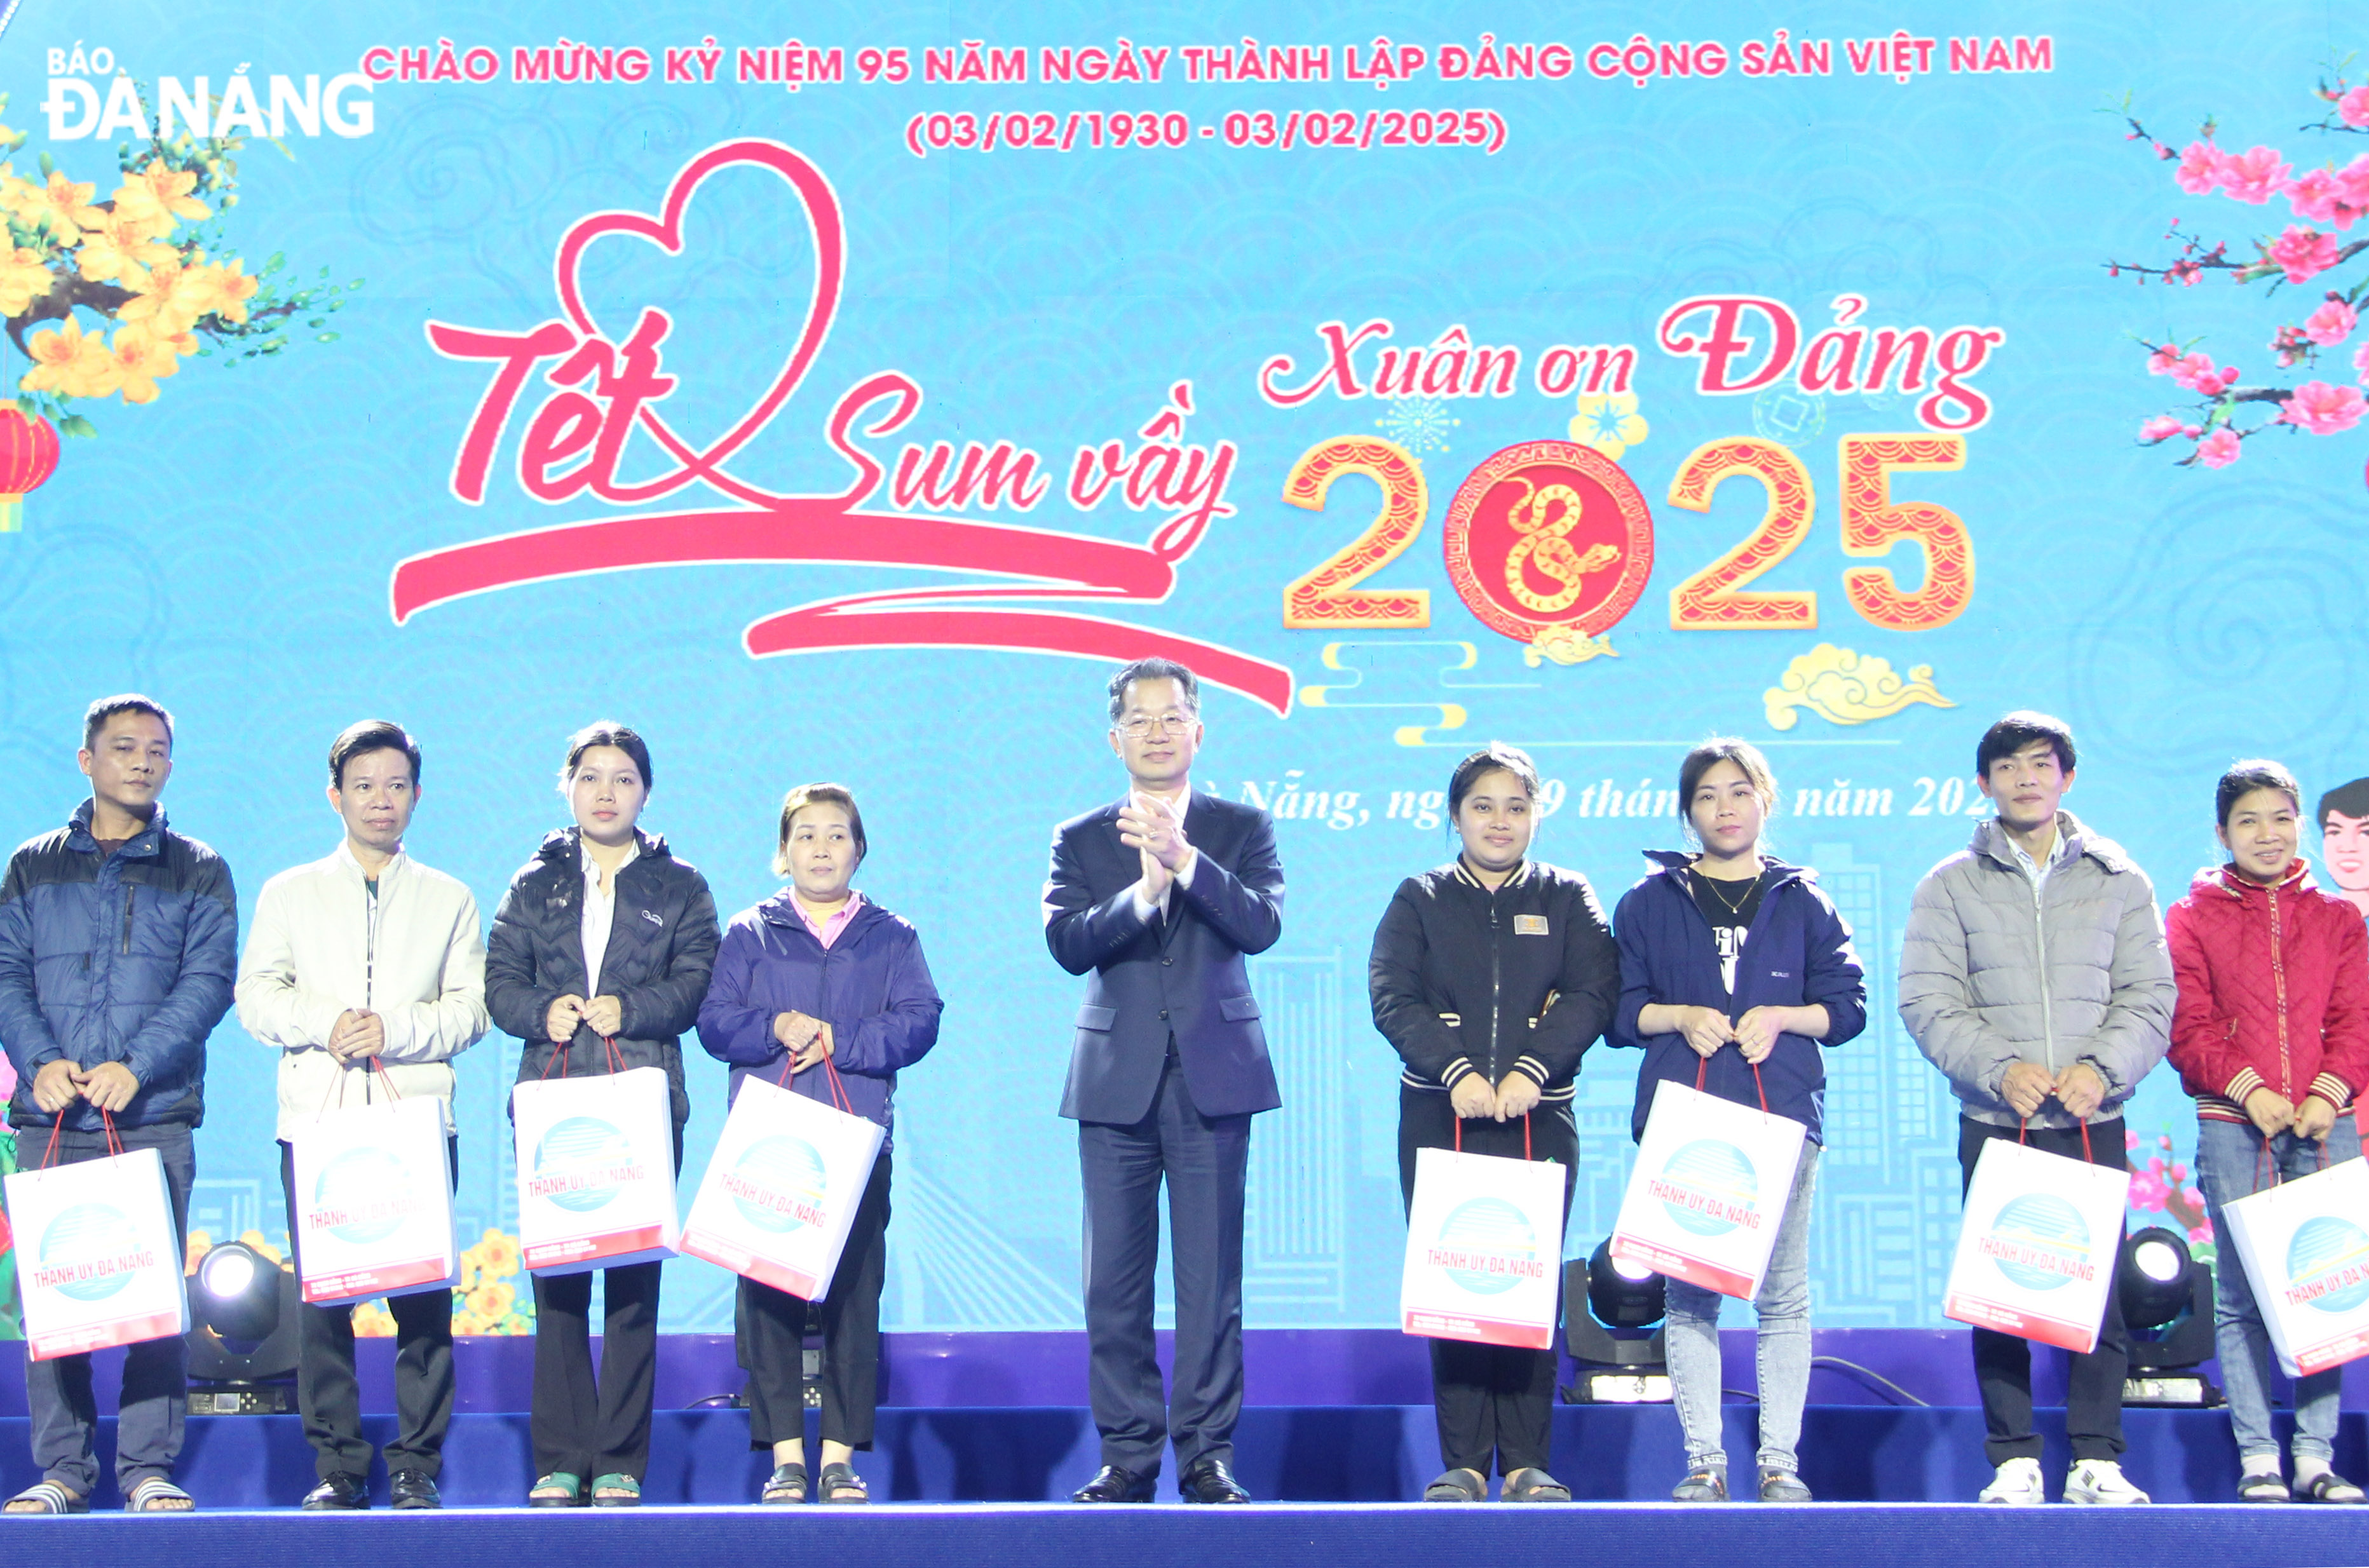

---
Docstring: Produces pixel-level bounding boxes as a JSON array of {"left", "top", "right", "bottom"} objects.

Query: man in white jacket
[{"left": 235, "top": 721, "right": 489, "bottom": 1511}]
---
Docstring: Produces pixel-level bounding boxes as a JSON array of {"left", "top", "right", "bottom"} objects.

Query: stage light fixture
[
  {"left": 2118, "top": 1226, "right": 2222, "bottom": 1408},
  {"left": 184, "top": 1241, "right": 301, "bottom": 1414},
  {"left": 1563, "top": 1240, "right": 1671, "bottom": 1405}
]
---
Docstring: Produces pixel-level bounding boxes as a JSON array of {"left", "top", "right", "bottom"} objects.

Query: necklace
[{"left": 1693, "top": 866, "right": 1759, "bottom": 917}]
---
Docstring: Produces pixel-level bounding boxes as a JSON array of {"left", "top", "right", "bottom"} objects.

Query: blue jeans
[
  {"left": 1664, "top": 1144, "right": 1821, "bottom": 1473},
  {"left": 2194, "top": 1113, "right": 2364, "bottom": 1462}
]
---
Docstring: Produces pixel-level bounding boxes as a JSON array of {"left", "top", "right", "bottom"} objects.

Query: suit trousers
[
  {"left": 1397, "top": 1088, "right": 1577, "bottom": 1478},
  {"left": 22, "top": 1122, "right": 193, "bottom": 1498},
  {"left": 1958, "top": 1114, "right": 2130, "bottom": 1464},
  {"left": 1078, "top": 1055, "right": 1252, "bottom": 1475},
  {"left": 278, "top": 1137, "right": 458, "bottom": 1480},
  {"left": 738, "top": 1148, "right": 893, "bottom": 1451}
]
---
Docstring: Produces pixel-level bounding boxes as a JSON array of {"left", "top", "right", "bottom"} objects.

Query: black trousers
[
  {"left": 278, "top": 1137, "right": 459, "bottom": 1481},
  {"left": 1398, "top": 1087, "right": 1577, "bottom": 1478},
  {"left": 1957, "top": 1115, "right": 2129, "bottom": 1464},
  {"left": 529, "top": 1126, "right": 683, "bottom": 1482},
  {"left": 1078, "top": 1057, "right": 1252, "bottom": 1475},
  {"left": 737, "top": 1149, "right": 893, "bottom": 1451}
]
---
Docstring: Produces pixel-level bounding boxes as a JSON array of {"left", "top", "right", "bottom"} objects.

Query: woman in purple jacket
[
  {"left": 696, "top": 783, "right": 944, "bottom": 1506},
  {"left": 1611, "top": 739, "right": 1865, "bottom": 1505}
]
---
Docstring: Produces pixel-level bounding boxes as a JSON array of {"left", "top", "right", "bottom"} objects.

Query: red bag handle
[
  {"left": 1451, "top": 1105, "right": 1532, "bottom": 1159},
  {"left": 2014, "top": 1115, "right": 2096, "bottom": 1164},
  {"left": 1694, "top": 1046, "right": 1772, "bottom": 1114},
  {"left": 41, "top": 1104, "right": 125, "bottom": 1165}
]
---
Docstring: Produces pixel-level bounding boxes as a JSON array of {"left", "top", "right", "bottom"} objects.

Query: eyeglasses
[{"left": 1115, "top": 713, "right": 1195, "bottom": 739}]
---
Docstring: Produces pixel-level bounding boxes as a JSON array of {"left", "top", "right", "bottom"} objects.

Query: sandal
[
  {"left": 1423, "top": 1468, "right": 1487, "bottom": 1503},
  {"left": 2238, "top": 1470, "right": 2291, "bottom": 1503},
  {"left": 762, "top": 1463, "right": 808, "bottom": 1505},
  {"left": 1671, "top": 1466, "right": 1728, "bottom": 1503},
  {"left": 529, "top": 1471, "right": 585, "bottom": 1508},
  {"left": 590, "top": 1472, "right": 642, "bottom": 1508},
  {"left": 125, "top": 1477, "right": 195, "bottom": 1513},
  {"left": 1502, "top": 1468, "right": 1571, "bottom": 1503},
  {"left": 2301, "top": 1470, "right": 2366, "bottom": 1504},
  {"left": 817, "top": 1462, "right": 868, "bottom": 1505},
  {"left": 4, "top": 1482, "right": 89, "bottom": 1515}
]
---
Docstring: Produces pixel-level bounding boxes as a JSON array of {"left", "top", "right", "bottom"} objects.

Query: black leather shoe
[
  {"left": 1179, "top": 1457, "right": 1251, "bottom": 1504},
  {"left": 1070, "top": 1464, "right": 1157, "bottom": 1503},
  {"left": 389, "top": 1470, "right": 442, "bottom": 1510},
  {"left": 301, "top": 1472, "right": 370, "bottom": 1511}
]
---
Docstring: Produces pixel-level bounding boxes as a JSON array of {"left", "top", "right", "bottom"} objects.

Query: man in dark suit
[{"left": 1044, "top": 658, "right": 1284, "bottom": 1505}]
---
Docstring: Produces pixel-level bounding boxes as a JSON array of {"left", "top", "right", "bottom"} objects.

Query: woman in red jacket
[{"left": 2166, "top": 760, "right": 2369, "bottom": 1505}]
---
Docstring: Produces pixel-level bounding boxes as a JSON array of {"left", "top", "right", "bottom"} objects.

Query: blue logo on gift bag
[
  {"left": 2284, "top": 1217, "right": 2369, "bottom": 1315},
  {"left": 1653, "top": 1140, "right": 1761, "bottom": 1238},
  {"left": 34, "top": 1203, "right": 146, "bottom": 1302},
  {"left": 1432, "top": 1197, "right": 1540, "bottom": 1297},
  {"left": 1984, "top": 1194, "right": 2093, "bottom": 1292},
  {"left": 724, "top": 1135, "right": 831, "bottom": 1233},
  {"left": 529, "top": 1116, "right": 642, "bottom": 1213}
]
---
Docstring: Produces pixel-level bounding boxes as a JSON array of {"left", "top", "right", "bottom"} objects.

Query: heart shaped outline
[{"left": 552, "top": 138, "right": 845, "bottom": 508}]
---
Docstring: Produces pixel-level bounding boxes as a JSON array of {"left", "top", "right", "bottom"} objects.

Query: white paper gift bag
[
  {"left": 680, "top": 1064, "right": 885, "bottom": 1300},
  {"left": 6, "top": 1137, "right": 189, "bottom": 1362},
  {"left": 1610, "top": 1076, "right": 1807, "bottom": 1300},
  {"left": 2221, "top": 1154, "right": 2369, "bottom": 1377},
  {"left": 288, "top": 1080, "right": 459, "bottom": 1306},
  {"left": 511, "top": 1064, "right": 678, "bottom": 1275},
  {"left": 1943, "top": 1133, "right": 2130, "bottom": 1352},
  {"left": 1399, "top": 1136, "right": 1566, "bottom": 1349}
]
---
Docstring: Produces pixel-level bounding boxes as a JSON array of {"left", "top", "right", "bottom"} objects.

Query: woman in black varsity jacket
[{"left": 1368, "top": 743, "right": 1619, "bottom": 1506}]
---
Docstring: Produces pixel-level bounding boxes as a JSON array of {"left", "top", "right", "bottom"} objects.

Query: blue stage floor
[{"left": 6, "top": 1502, "right": 2369, "bottom": 1568}]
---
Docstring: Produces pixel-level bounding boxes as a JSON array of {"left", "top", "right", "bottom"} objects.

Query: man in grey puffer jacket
[{"left": 1900, "top": 712, "right": 2173, "bottom": 1509}]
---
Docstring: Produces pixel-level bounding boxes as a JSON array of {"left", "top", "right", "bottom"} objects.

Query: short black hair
[
  {"left": 2320, "top": 777, "right": 2369, "bottom": 833},
  {"left": 1448, "top": 743, "right": 1541, "bottom": 817},
  {"left": 329, "top": 719, "right": 421, "bottom": 789},
  {"left": 83, "top": 694, "right": 173, "bottom": 752},
  {"left": 2216, "top": 759, "right": 2300, "bottom": 828},
  {"left": 1107, "top": 658, "right": 1200, "bottom": 725},
  {"left": 1678, "top": 737, "right": 1778, "bottom": 821},
  {"left": 560, "top": 720, "right": 653, "bottom": 790},
  {"left": 1976, "top": 711, "right": 2076, "bottom": 776}
]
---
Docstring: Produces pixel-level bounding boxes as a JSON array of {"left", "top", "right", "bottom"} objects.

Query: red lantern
[{"left": 0, "top": 400, "right": 60, "bottom": 532}]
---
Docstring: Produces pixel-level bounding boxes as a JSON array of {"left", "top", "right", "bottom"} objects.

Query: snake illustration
[{"left": 1502, "top": 476, "right": 1620, "bottom": 614}]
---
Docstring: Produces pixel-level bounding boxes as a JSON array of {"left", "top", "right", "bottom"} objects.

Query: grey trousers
[{"left": 21, "top": 1121, "right": 194, "bottom": 1498}]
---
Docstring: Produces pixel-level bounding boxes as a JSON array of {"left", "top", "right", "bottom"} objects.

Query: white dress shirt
[{"left": 581, "top": 841, "right": 638, "bottom": 1000}]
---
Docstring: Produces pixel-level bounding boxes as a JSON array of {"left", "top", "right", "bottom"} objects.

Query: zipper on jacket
[
  {"left": 2028, "top": 863, "right": 2054, "bottom": 1077},
  {"left": 2270, "top": 884, "right": 2291, "bottom": 1098},
  {"left": 121, "top": 885, "right": 134, "bottom": 954},
  {"left": 1488, "top": 893, "right": 1503, "bottom": 1083}
]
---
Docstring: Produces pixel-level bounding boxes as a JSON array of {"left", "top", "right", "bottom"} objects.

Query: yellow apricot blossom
[
  {"left": 112, "top": 159, "right": 211, "bottom": 228},
  {"left": 0, "top": 246, "right": 54, "bottom": 315},
  {"left": 118, "top": 257, "right": 205, "bottom": 335},
  {"left": 74, "top": 215, "right": 176, "bottom": 285},
  {"left": 105, "top": 323, "right": 183, "bottom": 403},
  {"left": 19, "top": 318, "right": 118, "bottom": 399},
  {"left": 9, "top": 170, "right": 106, "bottom": 241},
  {"left": 187, "top": 257, "right": 258, "bottom": 325}
]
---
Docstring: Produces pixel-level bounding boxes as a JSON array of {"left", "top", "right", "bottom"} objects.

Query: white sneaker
[
  {"left": 2064, "top": 1459, "right": 2150, "bottom": 1505},
  {"left": 1978, "top": 1457, "right": 2045, "bottom": 1504}
]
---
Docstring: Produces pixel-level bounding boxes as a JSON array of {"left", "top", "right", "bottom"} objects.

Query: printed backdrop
[{"left": 0, "top": 2, "right": 2365, "bottom": 1332}]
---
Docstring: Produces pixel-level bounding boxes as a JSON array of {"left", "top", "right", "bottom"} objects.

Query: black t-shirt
[{"left": 1688, "top": 865, "right": 1770, "bottom": 996}]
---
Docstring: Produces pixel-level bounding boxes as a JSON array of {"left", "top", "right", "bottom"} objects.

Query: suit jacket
[{"left": 1044, "top": 790, "right": 1284, "bottom": 1123}]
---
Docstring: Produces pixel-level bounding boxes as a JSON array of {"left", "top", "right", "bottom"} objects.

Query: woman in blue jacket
[
  {"left": 696, "top": 783, "right": 942, "bottom": 1506},
  {"left": 1612, "top": 739, "right": 1865, "bottom": 1504}
]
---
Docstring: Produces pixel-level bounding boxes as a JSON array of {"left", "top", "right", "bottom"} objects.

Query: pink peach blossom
[
  {"left": 2280, "top": 379, "right": 2369, "bottom": 434},
  {"left": 2147, "top": 344, "right": 2182, "bottom": 375},
  {"left": 2140, "top": 416, "right": 2183, "bottom": 440},
  {"left": 2288, "top": 167, "right": 2345, "bottom": 223},
  {"left": 2305, "top": 297, "right": 2360, "bottom": 347},
  {"left": 2335, "top": 154, "right": 2369, "bottom": 229},
  {"left": 2188, "top": 1223, "right": 2215, "bottom": 1246},
  {"left": 2222, "top": 145, "right": 2293, "bottom": 204},
  {"left": 2344, "top": 86, "right": 2369, "bottom": 129},
  {"left": 2269, "top": 224, "right": 2342, "bottom": 283},
  {"left": 2175, "top": 140, "right": 2229, "bottom": 194},
  {"left": 2197, "top": 428, "right": 2243, "bottom": 466},
  {"left": 2354, "top": 339, "right": 2369, "bottom": 385}
]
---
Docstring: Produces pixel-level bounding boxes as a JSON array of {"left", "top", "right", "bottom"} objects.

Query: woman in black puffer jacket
[
  {"left": 1369, "top": 743, "right": 1619, "bottom": 1506},
  {"left": 485, "top": 720, "right": 719, "bottom": 1509}
]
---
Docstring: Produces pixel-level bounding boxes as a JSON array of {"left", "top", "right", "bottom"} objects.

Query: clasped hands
[
  {"left": 1118, "top": 795, "right": 1195, "bottom": 905},
  {"left": 31, "top": 1058, "right": 140, "bottom": 1114},
  {"left": 771, "top": 1009, "right": 837, "bottom": 1073},
  {"left": 1450, "top": 1070, "right": 1543, "bottom": 1122},
  {"left": 1671, "top": 1004, "right": 1788, "bottom": 1065},
  {"left": 1997, "top": 1058, "right": 2110, "bottom": 1120},
  {"left": 2242, "top": 1083, "right": 2338, "bottom": 1141},
  {"left": 545, "top": 994, "right": 624, "bottom": 1043}
]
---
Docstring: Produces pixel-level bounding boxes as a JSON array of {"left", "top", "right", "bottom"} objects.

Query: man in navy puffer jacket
[{"left": 0, "top": 695, "right": 236, "bottom": 1513}]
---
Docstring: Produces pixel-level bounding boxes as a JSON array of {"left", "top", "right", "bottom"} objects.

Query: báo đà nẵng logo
[
  {"left": 309, "top": 1145, "right": 424, "bottom": 1245},
  {"left": 2283, "top": 1216, "right": 2369, "bottom": 1314},
  {"left": 1429, "top": 1197, "right": 1545, "bottom": 1296},
  {"left": 528, "top": 1116, "right": 644, "bottom": 1213},
  {"left": 1981, "top": 1193, "right": 2094, "bottom": 1291},
  {"left": 1650, "top": 1139, "right": 1762, "bottom": 1237},
  {"left": 723, "top": 1135, "right": 831, "bottom": 1234},
  {"left": 32, "top": 1203, "right": 153, "bottom": 1302}
]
